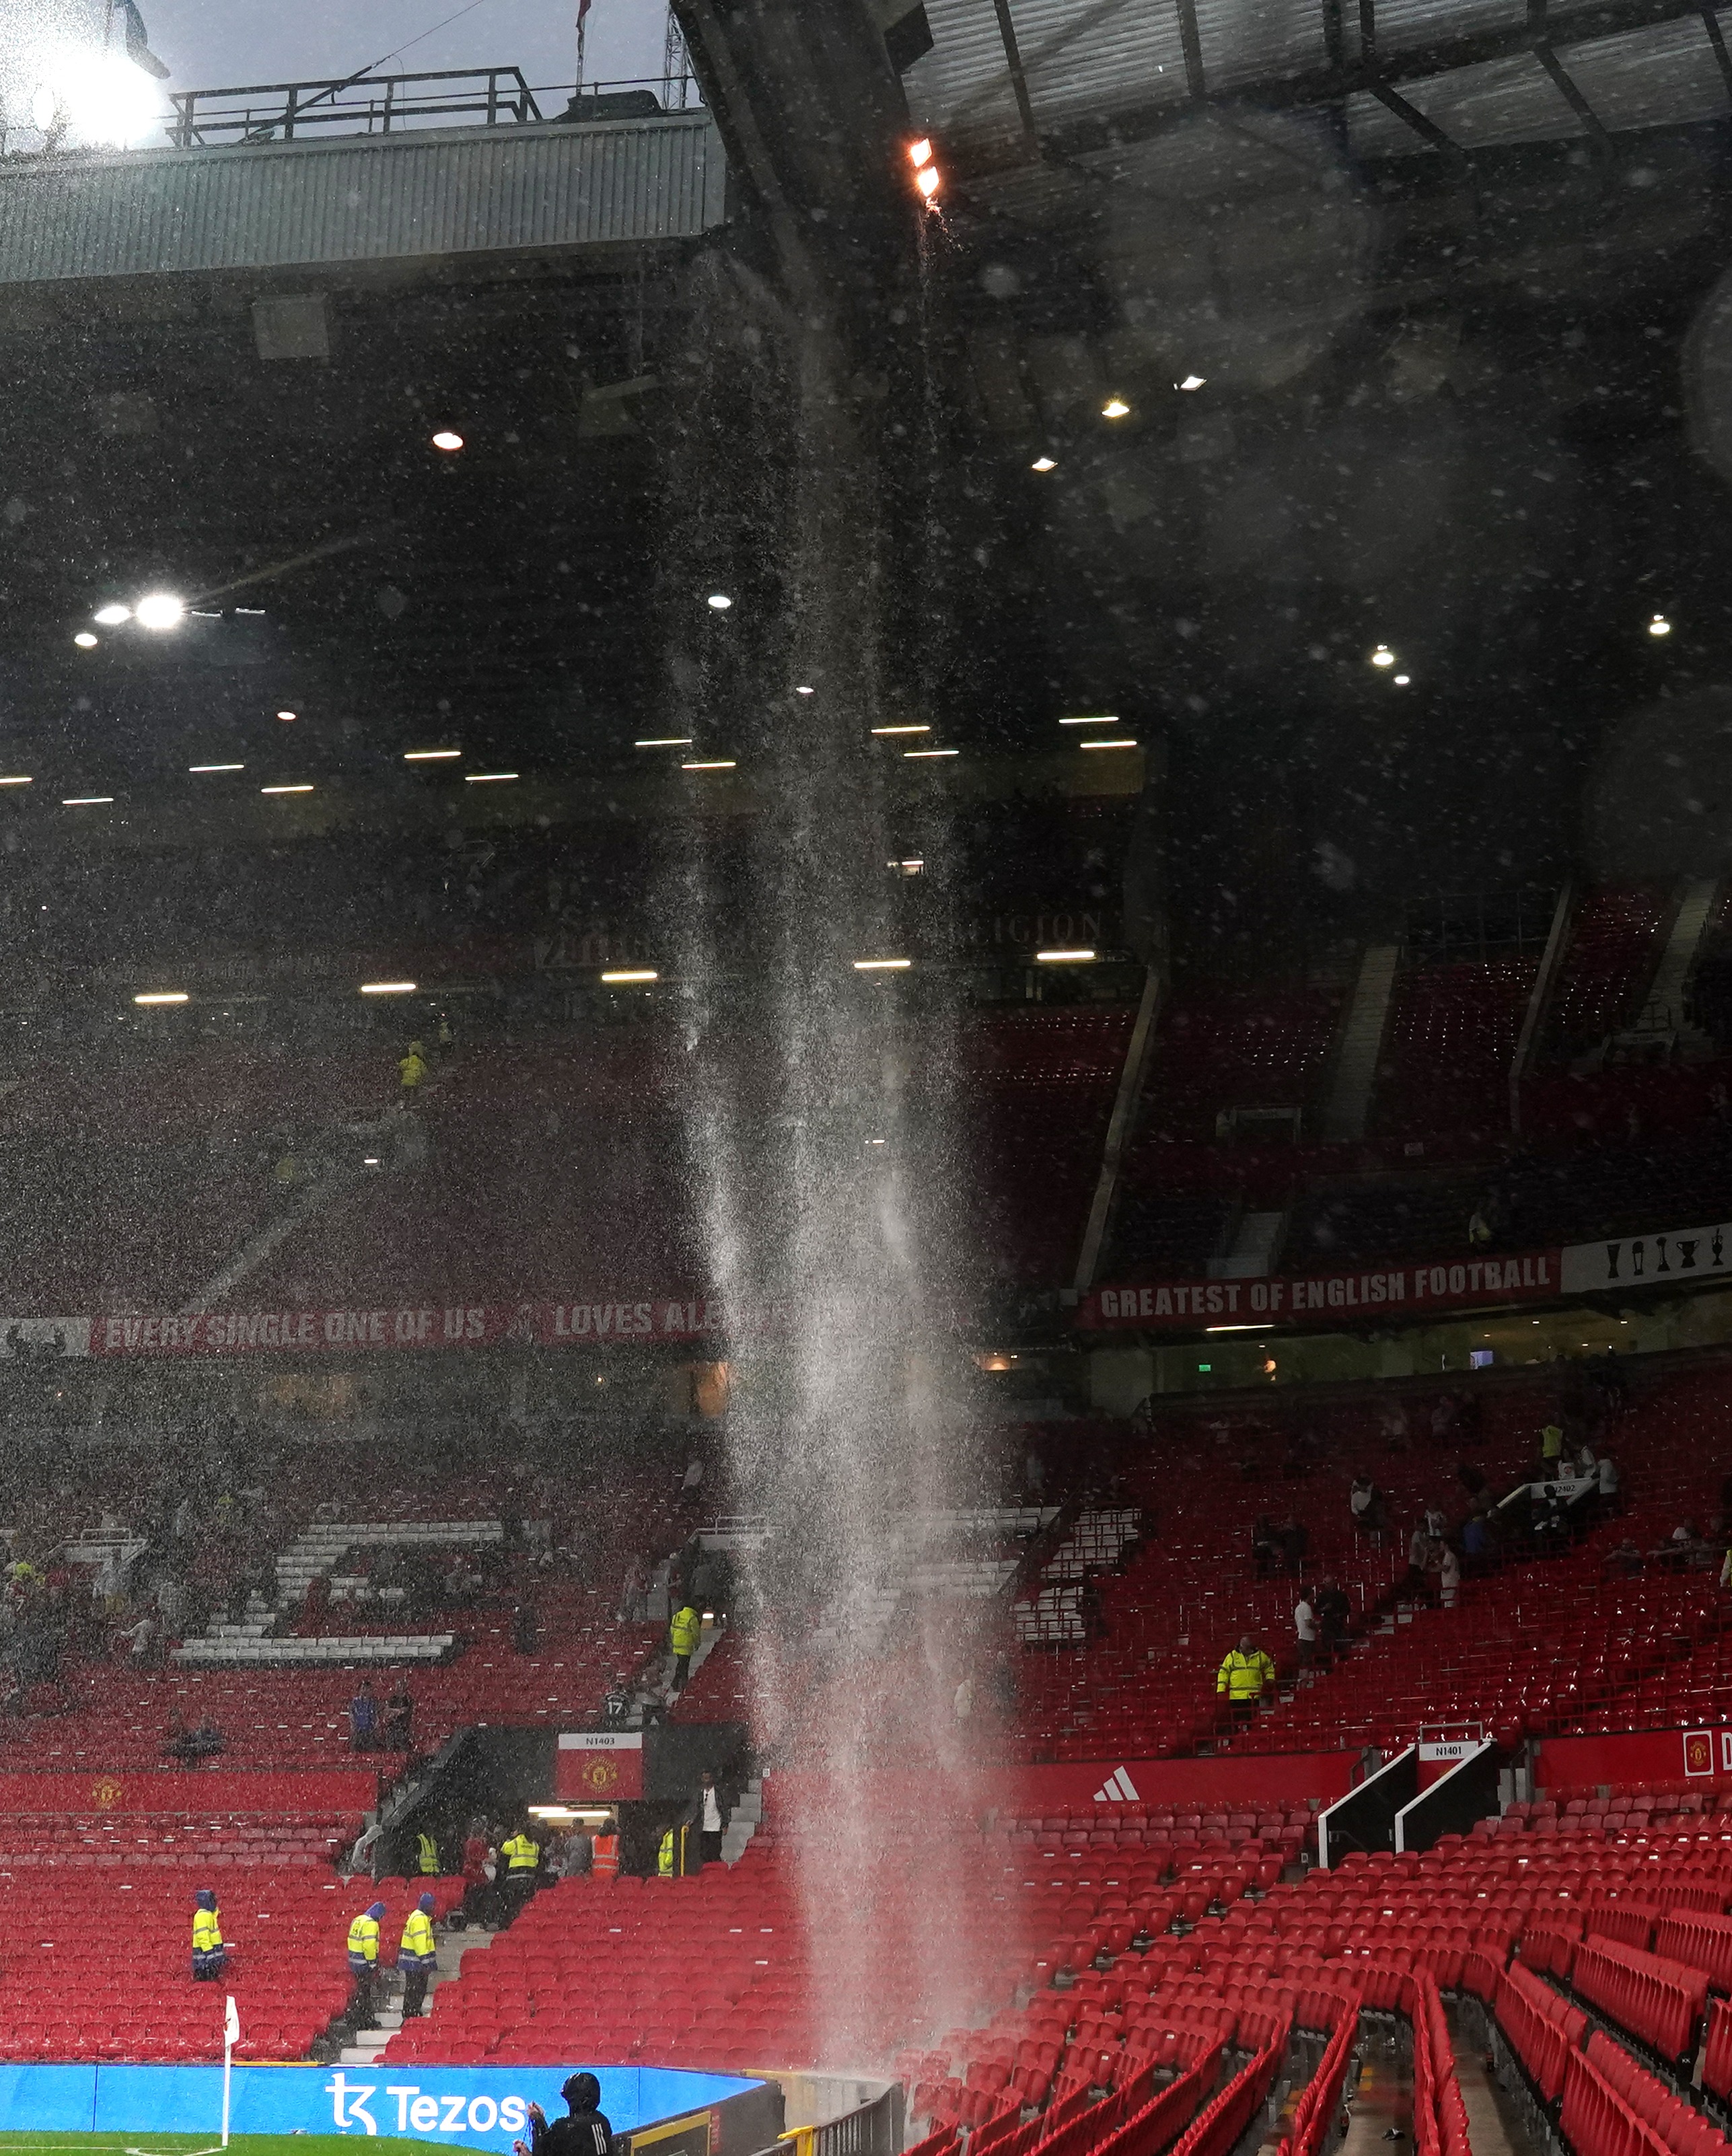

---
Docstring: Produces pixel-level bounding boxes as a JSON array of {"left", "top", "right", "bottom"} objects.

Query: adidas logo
[{"left": 1093, "top": 1767, "right": 1140, "bottom": 1803}]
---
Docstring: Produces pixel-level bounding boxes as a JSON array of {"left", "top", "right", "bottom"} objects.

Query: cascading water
[{"left": 661, "top": 219, "right": 1023, "bottom": 2070}]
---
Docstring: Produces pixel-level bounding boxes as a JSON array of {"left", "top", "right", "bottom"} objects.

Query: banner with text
[
  {"left": 1079, "top": 1251, "right": 1562, "bottom": 1332},
  {"left": 64, "top": 1298, "right": 730, "bottom": 1359},
  {"left": 1561, "top": 1220, "right": 1732, "bottom": 1296}
]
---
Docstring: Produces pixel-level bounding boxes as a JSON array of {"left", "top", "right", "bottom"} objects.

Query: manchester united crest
[{"left": 581, "top": 1756, "right": 621, "bottom": 1794}]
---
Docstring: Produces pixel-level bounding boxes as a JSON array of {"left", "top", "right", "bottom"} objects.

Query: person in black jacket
[{"left": 517, "top": 2074, "right": 612, "bottom": 2156}]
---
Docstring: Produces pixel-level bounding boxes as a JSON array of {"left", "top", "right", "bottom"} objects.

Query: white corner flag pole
[{"left": 222, "top": 1995, "right": 240, "bottom": 2147}]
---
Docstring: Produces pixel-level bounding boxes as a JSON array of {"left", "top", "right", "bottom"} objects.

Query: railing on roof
[{"left": 164, "top": 69, "right": 704, "bottom": 151}]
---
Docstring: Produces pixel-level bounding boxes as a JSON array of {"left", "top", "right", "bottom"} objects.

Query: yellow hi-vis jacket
[
  {"left": 670, "top": 1604, "right": 701, "bottom": 1656},
  {"left": 192, "top": 1907, "right": 223, "bottom": 1956},
  {"left": 501, "top": 1831, "right": 540, "bottom": 1876},
  {"left": 347, "top": 1912, "right": 380, "bottom": 1967},
  {"left": 417, "top": 1832, "right": 439, "bottom": 1874},
  {"left": 658, "top": 1828, "right": 676, "bottom": 1878},
  {"left": 399, "top": 1908, "right": 437, "bottom": 1968},
  {"left": 1216, "top": 1647, "right": 1276, "bottom": 1700}
]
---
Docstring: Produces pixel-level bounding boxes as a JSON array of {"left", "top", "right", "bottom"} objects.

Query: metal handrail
[{"left": 164, "top": 70, "right": 705, "bottom": 150}]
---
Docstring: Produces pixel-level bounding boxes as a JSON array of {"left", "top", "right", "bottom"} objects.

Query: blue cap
[
  {"left": 368, "top": 1901, "right": 386, "bottom": 1919},
  {"left": 418, "top": 1892, "right": 435, "bottom": 1913}
]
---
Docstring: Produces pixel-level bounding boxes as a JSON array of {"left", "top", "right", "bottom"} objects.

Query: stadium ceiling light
[
  {"left": 276, "top": 710, "right": 297, "bottom": 721},
  {"left": 1393, "top": 674, "right": 1410, "bottom": 685},
  {"left": 360, "top": 981, "right": 417, "bottom": 996},
  {"left": 1036, "top": 949, "right": 1097, "bottom": 963},
  {"left": 404, "top": 749, "right": 461, "bottom": 761},
  {"left": 1059, "top": 715, "right": 1118, "bottom": 726},
  {"left": 682, "top": 759, "right": 736, "bottom": 770},
  {"left": 189, "top": 763, "right": 244, "bottom": 773},
  {"left": 363, "top": 1155, "right": 382, "bottom": 1166},
  {"left": 260, "top": 784, "right": 313, "bottom": 794},
  {"left": 904, "top": 747, "right": 959, "bottom": 758},
  {"left": 1102, "top": 398, "right": 1131, "bottom": 419},
  {"left": 0, "top": 776, "right": 32, "bottom": 786},
  {"left": 1370, "top": 645, "right": 1396, "bottom": 667},
  {"left": 73, "top": 632, "right": 98, "bottom": 648},
  {"left": 92, "top": 604, "right": 131, "bottom": 626},
  {"left": 866, "top": 1138, "right": 888, "bottom": 1146},
  {"left": 636, "top": 737, "right": 693, "bottom": 747},
  {"left": 854, "top": 957, "right": 912, "bottom": 971},
  {"left": 1032, "top": 455, "right": 1057, "bottom": 472},
  {"left": 1080, "top": 738, "right": 1139, "bottom": 749},
  {"left": 134, "top": 592, "right": 185, "bottom": 631},
  {"left": 795, "top": 685, "right": 815, "bottom": 696},
  {"left": 1178, "top": 374, "right": 1206, "bottom": 391},
  {"left": 1649, "top": 614, "right": 1673, "bottom": 636},
  {"left": 601, "top": 969, "right": 659, "bottom": 983},
  {"left": 707, "top": 593, "right": 733, "bottom": 610},
  {"left": 464, "top": 772, "right": 519, "bottom": 783},
  {"left": 133, "top": 991, "right": 188, "bottom": 1006},
  {"left": 431, "top": 430, "right": 465, "bottom": 452},
  {"left": 873, "top": 724, "right": 929, "bottom": 735},
  {"left": 63, "top": 796, "right": 112, "bottom": 806}
]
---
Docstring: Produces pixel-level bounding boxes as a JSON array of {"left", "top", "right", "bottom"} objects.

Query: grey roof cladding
[
  {"left": 907, "top": 0, "right": 1732, "bottom": 165},
  {"left": 0, "top": 113, "right": 727, "bottom": 285}
]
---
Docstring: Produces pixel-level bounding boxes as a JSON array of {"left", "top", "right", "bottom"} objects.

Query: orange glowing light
[
  {"left": 916, "top": 165, "right": 941, "bottom": 198},
  {"left": 908, "top": 139, "right": 933, "bottom": 168}
]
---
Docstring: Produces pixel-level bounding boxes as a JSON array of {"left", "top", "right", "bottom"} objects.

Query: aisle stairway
[{"left": 342, "top": 1926, "right": 497, "bottom": 2067}]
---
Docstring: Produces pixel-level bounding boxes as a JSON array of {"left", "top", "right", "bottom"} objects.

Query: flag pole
[{"left": 221, "top": 1995, "right": 237, "bottom": 2148}]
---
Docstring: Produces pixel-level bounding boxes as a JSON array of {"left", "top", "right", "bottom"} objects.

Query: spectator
[
  {"left": 398, "top": 1041, "right": 427, "bottom": 1094},
  {"left": 562, "top": 1821, "right": 593, "bottom": 1878},
  {"left": 303, "top": 1571, "right": 332, "bottom": 1628},
  {"left": 1422, "top": 1504, "right": 1448, "bottom": 1541},
  {"left": 346, "top": 1900, "right": 385, "bottom": 2028},
  {"left": 500, "top": 1817, "right": 542, "bottom": 1908},
  {"left": 696, "top": 1771, "right": 727, "bottom": 1867},
  {"left": 1462, "top": 1512, "right": 1494, "bottom": 1571},
  {"left": 1435, "top": 1541, "right": 1462, "bottom": 1609},
  {"left": 398, "top": 1893, "right": 437, "bottom": 2019},
  {"left": 1079, "top": 1572, "right": 1106, "bottom": 1640},
  {"left": 1597, "top": 1450, "right": 1622, "bottom": 1515},
  {"left": 349, "top": 1679, "right": 379, "bottom": 1752},
  {"left": 1606, "top": 1538, "right": 1645, "bottom": 1577},
  {"left": 952, "top": 1673, "right": 974, "bottom": 1725},
  {"left": 512, "top": 1599, "right": 539, "bottom": 1654},
  {"left": 1539, "top": 1419, "right": 1564, "bottom": 1475},
  {"left": 190, "top": 1888, "right": 225, "bottom": 1982},
  {"left": 990, "top": 1648, "right": 1017, "bottom": 1717},
  {"left": 680, "top": 1455, "right": 705, "bottom": 1508},
  {"left": 668, "top": 1596, "right": 701, "bottom": 1693},
  {"left": 1293, "top": 1590, "right": 1317, "bottom": 1674},
  {"left": 1250, "top": 1515, "right": 1280, "bottom": 1580},
  {"left": 1349, "top": 1477, "right": 1387, "bottom": 1545},
  {"left": 1315, "top": 1577, "right": 1351, "bottom": 1666},
  {"left": 515, "top": 2073, "right": 614, "bottom": 2156},
  {"left": 1215, "top": 1633, "right": 1276, "bottom": 1727},
  {"left": 385, "top": 1685, "right": 414, "bottom": 1752},
  {"left": 1277, "top": 1515, "right": 1309, "bottom": 1576},
  {"left": 591, "top": 1815, "right": 620, "bottom": 1880},
  {"left": 121, "top": 1610, "right": 163, "bottom": 1668},
  {"left": 461, "top": 1818, "right": 495, "bottom": 1923},
  {"left": 601, "top": 1672, "right": 631, "bottom": 1727},
  {"left": 1405, "top": 1523, "right": 1436, "bottom": 1599}
]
